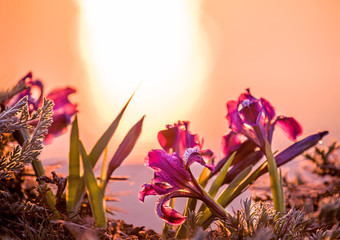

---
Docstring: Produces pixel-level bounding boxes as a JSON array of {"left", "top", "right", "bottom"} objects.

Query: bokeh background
[{"left": 1, "top": 0, "right": 339, "bottom": 231}]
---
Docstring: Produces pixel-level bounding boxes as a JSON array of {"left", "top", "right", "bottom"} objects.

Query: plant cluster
[
  {"left": 0, "top": 73, "right": 338, "bottom": 240},
  {"left": 139, "top": 89, "right": 328, "bottom": 239}
]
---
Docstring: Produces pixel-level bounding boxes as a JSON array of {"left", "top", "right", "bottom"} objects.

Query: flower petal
[
  {"left": 180, "top": 121, "right": 202, "bottom": 149},
  {"left": 46, "top": 87, "right": 76, "bottom": 110},
  {"left": 157, "top": 126, "right": 180, "bottom": 153},
  {"left": 275, "top": 116, "right": 303, "bottom": 141},
  {"left": 184, "top": 149, "right": 215, "bottom": 172},
  {"left": 44, "top": 113, "right": 69, "bottom": 144},
  {"left": 8, "top": 77, "right": 44, "bottom": 112},
  {"left": 239, "top": 100, "right": 263, "bottom": 126},
  {"left": 138, "top": 184, "right": 158, "bottom": 202},
  {"left": 145, "top": 150, "right": 191, "bottom": 188},
  {"left": 155, "top": 193, "right": 187, "bottom": 226},
  {"left": 43, "top": 87, "right": 77, "bottom": 144},
  {"left": 226, "top": 100, "right": 243, "bottom": 132},
  {"left": 222, "top": 132, "right": 244, "bottom": 156},
  {"left": 260, "top": 97, "right": 276, "bottom": 121},
  {"left": 238, "top": 88, "right": 257, "bottom": 103}
]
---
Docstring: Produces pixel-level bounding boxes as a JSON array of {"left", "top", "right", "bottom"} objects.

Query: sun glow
[{"left": 78, "top": 1, "right": 209, "bottom": 145}]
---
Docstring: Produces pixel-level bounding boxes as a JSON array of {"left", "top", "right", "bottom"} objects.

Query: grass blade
[
  {"left": 104, "top": 116, "right": 145, "bottom": 188},
  {"left": 198, "top": 152, "right": 236, "bottom": 214},
  {"left": 89, "top": 93, "right": 135, "bottom": 167},
  {"left": 199, "top": 165, "right": 252, "bottom": 228},
  {"left": 79, "top": 141, "right": 107, "bottom": 227},
  {"left": 67, "top": 116, "right": 81, "bottom": 215},
  {"left": 100, "top": 146, "right": 108, "bottom": 184},
  {"left": 208, "top": 152, "right": 236, "bottom": 198}
]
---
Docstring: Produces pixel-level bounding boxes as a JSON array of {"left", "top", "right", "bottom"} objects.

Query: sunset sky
[{"left": 0, "top": 0, "right": 339, "bottom": 165}]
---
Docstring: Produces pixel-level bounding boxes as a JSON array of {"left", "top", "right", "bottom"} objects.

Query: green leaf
[
  {"left": 216, "top": 164, "right": 252, "bottom": 207},
  {"left": 208, "top": 152, "right": 236, "bottom": 198},
  {"left": 67, "top": 116, "right": 81, "bottom": 215},
  {"left": 198, "top": 152, "right": 235, "bottom": 214},
  {"left": 79, "top": 141, "right": 107, "bottom": 227},
  {"left": 199, "top": 165, "right": 253, "bottom": 228},
  {"left": 100, "top": 146, "right": 108, "bottom": 184},
  {"left": 104, "top": 116, "right": 145, "bottom": 189},
  {"left": 89, "top": 93, "right": 135, "bottom": 167}
]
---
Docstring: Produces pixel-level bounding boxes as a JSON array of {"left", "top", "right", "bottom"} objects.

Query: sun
[{"left": 78, "top": 0, "right": 209, "bottom": 144}]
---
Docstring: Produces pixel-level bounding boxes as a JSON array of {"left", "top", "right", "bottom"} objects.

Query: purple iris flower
[
  {"left": 138, "top": 149, "right": 222, "bottom": 225},
  {"left": 157, "top": 121, "right": 214, "bottom": 167},
  {"left": 224, "top": 88, "right": 302, "bottom": 154},
  {"left": 157, "top": 121, "right": 202, "bottom": 156},
  {"left": 6, "top": 73, "right": 77, "bottom": 144},
  {"left": 44, "top": 87, "right": 77, "bottom": 144},
  {"left": 6, "top": 72, "right": 44, "bottom": 112}
]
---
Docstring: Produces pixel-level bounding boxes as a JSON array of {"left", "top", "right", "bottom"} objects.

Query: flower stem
[
  {"left": 264, "top": 139, "right": 285, "bottom": 213},
  {"left": 190, "top": 171, "right": 226, "bottom": 219}
]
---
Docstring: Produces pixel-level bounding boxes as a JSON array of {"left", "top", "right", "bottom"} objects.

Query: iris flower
[
  {"left": 213, "top": 90, "right": 328, "bottom": 186},
  {"left": 157, "top": 121, "right": 202, "bottom": 156},
  {"left": 224, "top": 88, "right": 302, "bottom": 154},
  {"left": 221, "top": 89, "right": 303, "bottom": 212},
  {"left": 5, "top": 72, "right": 44, "bottom": 112},
  {"left": 6, "top": 72, "right": 77, "bottom": 144},
  {"left": 138, "top": 148, "right": 224, "bottom": 225},
  {"left": 44, "top": 87, "right": 77, "bottom": 143}
]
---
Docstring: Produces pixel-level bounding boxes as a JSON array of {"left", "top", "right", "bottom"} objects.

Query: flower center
[
  {"left": 242, "top": 99, "right": 251, "bottom": 108},
  {"left": 183, "top": 147, "right": 199, "bottom": 162}
]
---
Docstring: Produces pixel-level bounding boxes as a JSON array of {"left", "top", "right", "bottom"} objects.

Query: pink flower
[
  {"left": 224, "top": 88, "right": 302, "bottom": 154},
  {"left": 6, "top": 72, "right": 44, "bottom": 112},
  {"left": 157, "top": 121, "right": 202, "bottom": 156},
  {"left": 44, "top": 87, "right": 77, "bottom": 143},
  {"left": 138, "top": 149, "right": 221, "bottom": 225},
  {"left": 6, "top": 73, "right": 77, "bottom": 144}
]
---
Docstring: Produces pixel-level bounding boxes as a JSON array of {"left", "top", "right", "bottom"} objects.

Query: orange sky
[{"left": 0, "top": 1, "right": 339, "bottom": 165}]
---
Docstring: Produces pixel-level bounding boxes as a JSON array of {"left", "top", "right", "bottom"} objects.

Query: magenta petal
[
  {"left": 156, "top": 193, "right": 187, "bottom": 226},
  {"left": 46, "top": 87, "right": 76, "bottom": 110},
  {"left": 275, "top": 116, "right": 303, "bottom": 141},
  {"left": 145, "top": 150, "right": 191, "bottom": 188},
  {"left": 185, "top": 151, "right": 215, "bottom": 172},
  {"left": 238, "top": 88, "right": 257, "bottom": 103},
  {"left": 180, "top": 121, "right": 202, "bottom": 149},
  {"left": 260, "top": 98, "right": 276, "bottom": 121},
  {"left": 138, "top": 184, "right": 158, "bottom": 202},
  {"left": 44, "top": 114, "right": 69, "bottom": 144},
  {"left": 222, "top": 132, "right": 244, "bottom": 156},
  {"left": 226, "top": 100, "right": 243, "bottom": 132},
  {"left": 8, "top": 78, "right": 44, "bottom": 112},
  {"left": 239, "top": 100, "right": 263, "bottom": 126},
  {"left": 157, "top": 127, "right": 180, "bottom": 152}
]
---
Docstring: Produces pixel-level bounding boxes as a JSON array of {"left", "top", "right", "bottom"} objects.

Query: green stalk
[
  {"left": 198, "top": 165, "right": 252, "bottom": 228},
  {"left": 176, "top": 166, "right": 212, "bottom": 239},
  {"left": 198, "top": 152, "right": 235, "bottom": 213},
  {"left": 264, "top": 139, "right": 285, "bottom": 213},
  {"left": 79, "top": 141, "right": 107, "bottom": 228}
]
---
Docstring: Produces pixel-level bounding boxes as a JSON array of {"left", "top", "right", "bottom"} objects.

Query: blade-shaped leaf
[
  {"left": 100, "top": 146, "right": 108, "bottom": 183},
  {"left": 79, "top": 141, "right": 107, "bottom": 227},
  {"left": 198, "top": 152, "right": 236, "bottom": 214},
  {"left": 104, "top": 116, "right": 145, "bottom": 188},
  {"left": 89, "top": 93, "right": 135, "bottom": 167},
  {"left": 209, "top": 152, "right": 236, "bottom": 198},
  {"left": 199, "top": 165, "right": 252, "bottom": 228},
  {"left": 67, "top": 116, "right": 81, "bottom": 214}
]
